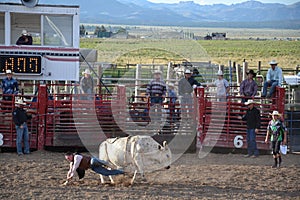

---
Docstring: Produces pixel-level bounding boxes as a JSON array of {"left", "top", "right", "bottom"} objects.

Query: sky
[{"left": 148, "top": 0, "right": 299, "bottom": 5}]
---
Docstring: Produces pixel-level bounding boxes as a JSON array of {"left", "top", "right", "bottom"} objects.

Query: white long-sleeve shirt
[
  {"left": 266, "top": 66, "right": 283, "bottom": 86},
  {"left": 67, "top": 154, "right": 83, "bottom": 178}
]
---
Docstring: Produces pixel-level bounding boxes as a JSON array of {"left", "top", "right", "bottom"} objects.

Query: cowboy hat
[
  {"left": 168, "top": 83, "right": 175, "bottom": 87},
  {"left": 184, "top": 69, "right": 192, "bottom": 74},
  {"left": 5, "top": 69, "right": 13, "bottom": 74},
  {"left": 21, "top": 29, "right": 28, "bottom": 36},
  {"left": 216, "top": 70, "right": 223, "bottom": 76},
  {"left": 82, "top": 69, "right": 91, "bottom": 75},
  {"left": 246, "top": 69, "right": 257, "bottom": 78},
  {"left": 153, "top": 70, "right": 162, "bottom": 74},
  {"left": 244, "top": 99, "right": 256, "bottom": 105},
  {"left": 269, "top": 60, "right": 278, "bottom": 65},
  {"left": 15, "top": 99, "right": 26, "bottom": 105},
  {"left": 269, "top": 110, "right": 281, "bottom": 116}
]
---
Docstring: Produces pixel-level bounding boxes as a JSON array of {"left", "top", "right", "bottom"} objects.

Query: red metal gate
[
  {"left": 0, "top": 84, "right": 286, "bottom": 152},
  {"left": 197, "top": 86, "right": 285, "bottom": 150}
]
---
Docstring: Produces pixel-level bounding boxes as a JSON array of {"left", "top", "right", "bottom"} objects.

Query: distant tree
[
  {"left": 94, "top": 26, "right": 100, "bottom": 35},
  {"left": 100, "top": 25, "right": 107, "bottom": 32},
  {"left": 80, "top": 25, "right": 86, "bottom": 36}
]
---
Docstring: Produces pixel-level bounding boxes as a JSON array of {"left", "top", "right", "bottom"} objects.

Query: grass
[
  {"left": 80, "top": 38, "right": 300, "bottom": 71},
  {"left": 198, "top": 40, "right": 300, "bottom": 70}
]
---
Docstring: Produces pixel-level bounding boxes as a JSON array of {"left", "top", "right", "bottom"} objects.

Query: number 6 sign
[{"left": 234, "top": 135, "right": 243, "bottom": 148}]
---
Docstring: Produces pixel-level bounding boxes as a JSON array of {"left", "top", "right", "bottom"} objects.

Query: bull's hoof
[
  {"left": 100, "top": 182, "right": 115, "bottom": 186},
  {"left": 61, "top": 180, "right": 69, "bottom": 186}
]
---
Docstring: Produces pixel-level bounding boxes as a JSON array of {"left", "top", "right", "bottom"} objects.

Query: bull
[{"left": 99, "top": 135, "right": 172, "bottom": 185}]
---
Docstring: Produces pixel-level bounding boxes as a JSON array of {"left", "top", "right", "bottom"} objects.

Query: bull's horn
[{"left": 163, "top": 141, "right": 167, "bottom": 147}]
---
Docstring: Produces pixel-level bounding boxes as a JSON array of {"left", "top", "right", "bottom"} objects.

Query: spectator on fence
[
  {"left": 146, "top": 70, "right": 167, "bottom": 132},
  {"left": 178, "top": 69, "right": 200, "bottom": 98},
  {"left": 207, "top": 70, "right": 229, "bottom": 102},
  {"left": 2, "top": 69, "right": 19, "bottom": 102},
  {"left": 63, "top": 152, "right": 124, "bottom": 185},
  {"left": 242, "top": 100, "right": 260, "bottom": 158},
  {"left": 265, "top": 111, "right": 287, "bottom": 168},
  {"left": 16, "top": 30, "right": 33, "bottom": 45},
  {"left": 240, "top": 69, "right": 258, "bottom": 103},
  {"left": 146, "top": 70, "right": 166, "bottom": 104},
  {"left": 178, "top": 69, "right": 200, "bottom": 120},
  {"left": 80, "top": 69, "right": 94, "bottom": 100},
  {"left": 12, "top": 99, "right": 32, "bottom": 155},
  {"left": 262, "top": 60, "right": 283, "bottom": 98}
]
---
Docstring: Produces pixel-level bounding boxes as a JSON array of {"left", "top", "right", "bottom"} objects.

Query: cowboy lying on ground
[{"left": 63, "top": 152, "right": 124, "bottom": 185}]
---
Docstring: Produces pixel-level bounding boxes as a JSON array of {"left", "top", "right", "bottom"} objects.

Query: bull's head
[
  {"left": 157, "top": 141, "right": 171, "bottom": 170},
  {"left": 158, "top": 141, "right": 169, "bottom": 151}
]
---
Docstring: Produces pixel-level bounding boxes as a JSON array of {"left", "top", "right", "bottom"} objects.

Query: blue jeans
[
  {"left": 262, "top": 80, "right": 278, "bottom": 97},
  {"left": 90, "top": 158, "right": 124, "bottom": 176},
  {"left": 150, "top": 96, "right": 163, "bottom": 104},
  {"left": 246, "top": 129, "right": 259, "bottom": 156},
  {"left": 16, "top": 124, "right": 30, "bottom": 154},
  {"left": 81, "top": 88, "right": 93, "bottom": 100}
]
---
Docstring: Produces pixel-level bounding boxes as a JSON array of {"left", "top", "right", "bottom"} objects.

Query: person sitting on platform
[
  {"left": 16, "top": 30, "right": 33, "bottom": 45},
  {"left": 261, "top": 60, "right": 283, "bottom": 98}
]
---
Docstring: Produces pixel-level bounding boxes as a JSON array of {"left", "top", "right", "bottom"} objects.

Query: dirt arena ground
[{"left": 0, "top": 150, "right": 299, "bottom": 200}]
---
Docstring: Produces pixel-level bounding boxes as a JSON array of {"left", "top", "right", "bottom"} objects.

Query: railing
[
  {"left": 0, "top": 83, "right": 289, "bottom": 153},
  {"left": 197, "top": 86, "right": 286, "bottom": 151},
  {"left": 0, "top": 94, "right": 38, "bottom": 149},
  {"left": 285, "top": 111, "right": 300, "bottom": 153}
]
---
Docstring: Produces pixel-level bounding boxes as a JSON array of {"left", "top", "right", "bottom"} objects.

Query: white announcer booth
[{"left": 0, "top": 1, "right": 80, "bottom": 81}]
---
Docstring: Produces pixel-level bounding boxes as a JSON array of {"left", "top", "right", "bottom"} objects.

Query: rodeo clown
[
  {"left": 264, "top": 111, "right": 288, "bottom": 168},
  {"left": 64, "top": 152, "right": 124, "bottom": 185}
]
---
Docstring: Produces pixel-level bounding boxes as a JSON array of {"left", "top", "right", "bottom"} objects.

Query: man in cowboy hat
[
  {"left": 178, "top": 69, "right": 201, "bottom": 116},
  {"left": 178, "top": 69, "right": 200, "bottom": 92},
  {"left": 240, "top": 69, "right": 258, "bottom": 103},
  {"left": 2, "top": 69, "right": 19, "bottom": 103},
  {"left": 80, "top": 69, "right": 94, "bottom": 100},
  {"left": 12, "top": 99, "right": 32, "bottom": 155},
  {"left": 16, "top": 29, "right": 33, "bottom": 45},
  {"left": 262, "top": 60, "right": 283, "bottom": 98},
  {"left": 242, "top": 99, "right": 261, "bottom": 158},
  {"left": 265, "top": 111, "right": 287, "bottom": 168}
]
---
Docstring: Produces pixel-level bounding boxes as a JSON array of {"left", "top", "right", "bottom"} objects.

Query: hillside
[{"left": 4, "top": 0, "right": 300, "bottom": 28}]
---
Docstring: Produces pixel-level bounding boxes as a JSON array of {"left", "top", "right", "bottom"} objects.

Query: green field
[{"left": 80, "top": 38, "right": 300, "bottom": 71}]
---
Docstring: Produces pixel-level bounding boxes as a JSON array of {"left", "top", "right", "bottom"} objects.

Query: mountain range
[{"left": 4, "top": 0, "right": 300, "bottom": 28}]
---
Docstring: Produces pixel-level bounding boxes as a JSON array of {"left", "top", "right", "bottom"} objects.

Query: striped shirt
[{"left": 146, "top": 79, "right": 167, "bottom": 96}]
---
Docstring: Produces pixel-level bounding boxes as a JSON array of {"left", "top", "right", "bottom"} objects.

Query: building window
[{"left": 43, "top": 15, "right": 73, "bottom": 47}]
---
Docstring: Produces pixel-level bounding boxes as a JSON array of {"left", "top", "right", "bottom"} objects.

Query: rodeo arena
[{"left": 0, "top": 1, "right": 300, "bottom": 199}]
